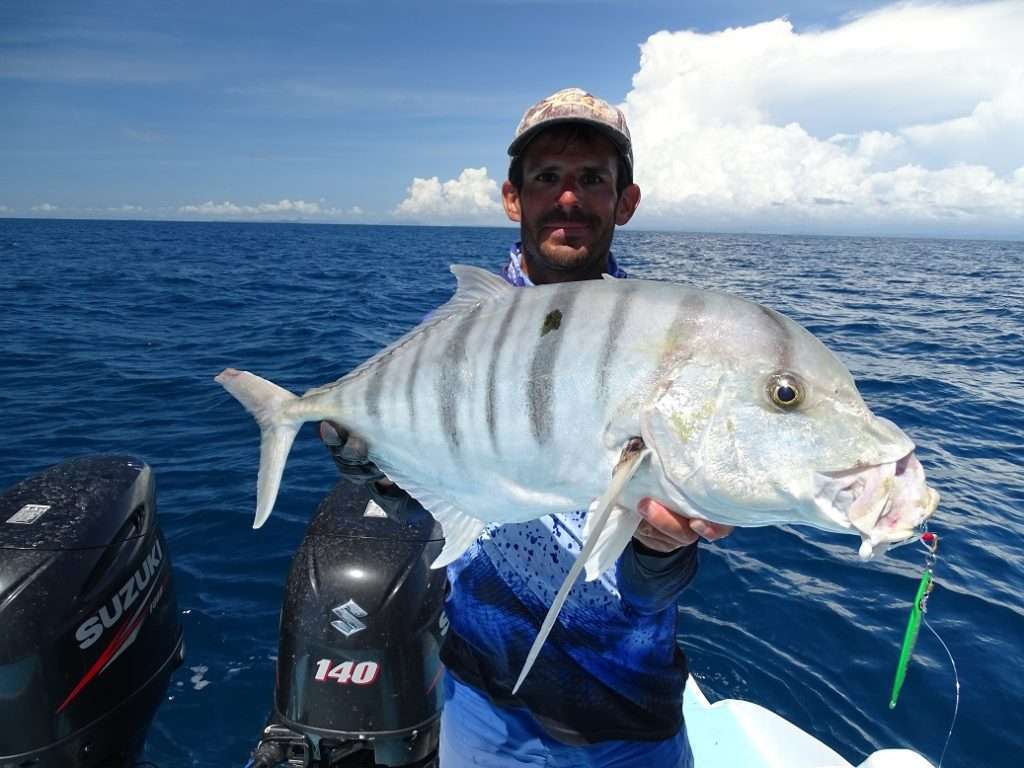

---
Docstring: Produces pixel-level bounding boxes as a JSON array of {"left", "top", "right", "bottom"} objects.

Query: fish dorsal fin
[
  {"left": 446, "top": 264, "right": 514, "bottom": 312},
  {"left": 334, "top": 265, "right": 511, "bottom": 387}
]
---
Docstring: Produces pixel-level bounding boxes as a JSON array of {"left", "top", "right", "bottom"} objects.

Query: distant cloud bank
[
  {"left": 4, "top": 199, "right": 364, "bottom": 221},
  {"left": 179, "top": 199, "right": 322, "bottom": 217},
  {"left": 177, "top": 199, "right": 364, "bottom": 220}
]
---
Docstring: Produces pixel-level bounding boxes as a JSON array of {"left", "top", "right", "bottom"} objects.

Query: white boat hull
[{"left": 683, "top": 677, "right": 935, "bottom": 768}]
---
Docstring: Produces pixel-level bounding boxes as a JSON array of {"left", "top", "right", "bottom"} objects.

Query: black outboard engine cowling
[
  {"left": 0, "top": 456, "right": 184, "bottom": 768},
  {"left": 252, "top": 482, "right": 447, "bottom": 768}
]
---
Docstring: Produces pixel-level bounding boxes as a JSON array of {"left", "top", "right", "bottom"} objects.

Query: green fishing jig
[{"left": 889, "top": 531, "right": 939, "bottom": 709}]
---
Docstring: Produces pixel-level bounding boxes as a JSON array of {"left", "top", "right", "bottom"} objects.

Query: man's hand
[
  {"left": 633, "top": 497, "right": 733, "bottom": 553},
  {"left": 319, "top": 421, "right": 393, "bottom": 488},
  {"left": 319, "top": 420, "right": 367, "bottom": 461}
]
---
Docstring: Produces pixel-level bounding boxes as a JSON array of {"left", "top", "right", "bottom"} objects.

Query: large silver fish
[{"left": 217, "top": 265, "right": 938, "bottom": 690}]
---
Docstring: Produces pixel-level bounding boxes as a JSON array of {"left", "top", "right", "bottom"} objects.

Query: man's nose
[{"left": 556, "top": 177, "right": 580, "bottom": 206}]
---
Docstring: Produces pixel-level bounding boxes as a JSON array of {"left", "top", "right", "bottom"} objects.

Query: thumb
[{"left": 319, "top": 421, "right": 346, "bottom": 447}]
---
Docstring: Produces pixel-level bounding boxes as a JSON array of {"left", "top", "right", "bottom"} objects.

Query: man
[{"left": 325, "top": 88, "right": 731, "bottom": 767}]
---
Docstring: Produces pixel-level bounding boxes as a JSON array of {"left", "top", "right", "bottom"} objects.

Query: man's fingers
[
  {"left": 637, "top": 498, "right": 699, "bottom": 547},
  {"left": 319, "top": 420, "right": 370, "bottom": 461},
  {"left": 636, "top": 498, "right": 736, "bottom": 547},
  {"left": 633, "top": 521, "right": 683, "bottom": 552},
  {"left": 689, "top": 519, "right": 734, "bottom": 542}
]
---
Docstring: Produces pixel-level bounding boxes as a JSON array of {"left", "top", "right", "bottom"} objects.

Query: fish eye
[{"left": 767, "top": 373, "right": 804, "bottom": 409}]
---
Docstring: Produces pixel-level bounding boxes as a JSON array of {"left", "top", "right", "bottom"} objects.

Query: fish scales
[
  {"left": 217, "top": 265, "right": 939, "bottom": 691},
  {"left": 283, "top": 280, "right": 813, "bottom": 524},
  {"left": 218, "top": 263, "right": 937, "bottom": 562},
  {"left": 328, "top": 282, "right": 661, "bottom": 514}
]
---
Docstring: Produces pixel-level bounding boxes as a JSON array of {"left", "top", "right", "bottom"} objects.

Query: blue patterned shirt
[{"left": 439, "top": 247, "right": 698, "bottom": 744}]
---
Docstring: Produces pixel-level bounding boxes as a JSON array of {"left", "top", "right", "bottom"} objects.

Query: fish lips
[{"left": 813, "top": 450, "right": 939, "bottom": 559}]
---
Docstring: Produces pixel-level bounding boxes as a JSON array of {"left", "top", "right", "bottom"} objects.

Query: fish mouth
[{"left": 813, "top": 452, "right": 939, "bottom": 559}]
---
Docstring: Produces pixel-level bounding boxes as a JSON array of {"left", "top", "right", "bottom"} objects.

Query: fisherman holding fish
[
  {"left": 324, "top": 88, "right": 732, "bottom": 768},
  {"left": 219, "top": 85, "right": 938, "bottom": 766}
]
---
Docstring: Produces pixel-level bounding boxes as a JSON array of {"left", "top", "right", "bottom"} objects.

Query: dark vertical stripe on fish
[
  {"left": 437, "top": 303, "right": 483, "bottom": 452},
  {"left": 485, "top": 289, "right": 525, "bottom": 453},
  {"left": 404, "top": 331, "right": 429, "bottom": 432},
  {"left": 596, "top": 282, "right": 638, "bottom": 404},
  {"left": 528, "top": 285, "right": 579, "bottom": 444},
  {"left": 363, "top": 351, "right": 391, "bottom": 422}
]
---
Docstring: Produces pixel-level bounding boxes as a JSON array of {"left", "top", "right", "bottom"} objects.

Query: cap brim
[{"left": 507, "top": 117, "right": 632, "bottom": 166}]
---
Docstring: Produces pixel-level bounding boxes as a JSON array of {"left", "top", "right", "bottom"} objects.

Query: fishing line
[
  {"left": 923, "top": 615, "right": 960, "bottom": 768},
  {"left": 887, "top": 530, "right": 960, "bottom": 768}
]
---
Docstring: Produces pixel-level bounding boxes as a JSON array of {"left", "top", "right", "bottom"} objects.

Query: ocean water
[{"left": 0, "top": 219, "right": 1021, "bottom": 767}]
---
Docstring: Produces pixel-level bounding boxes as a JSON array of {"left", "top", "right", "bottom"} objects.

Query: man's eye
[
  {"left": 581, "top": 173, "right": 605, "bottom": 185},
  {"left": 535, "top": 172, "right": 558, "bottom": 183}
]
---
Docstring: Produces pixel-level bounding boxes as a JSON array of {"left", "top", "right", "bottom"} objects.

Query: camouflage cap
[{"left": 508, "top": 87, "right": 633, "bottom": 176}]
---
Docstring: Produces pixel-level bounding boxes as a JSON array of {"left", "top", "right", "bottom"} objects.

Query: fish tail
[{"left": 215, "top": 368, "right": 302, "bottom": 529}]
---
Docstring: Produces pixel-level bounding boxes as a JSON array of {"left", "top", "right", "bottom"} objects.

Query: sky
[{"left": 2, "top": 0, "right": 1022, "bottom": 238}]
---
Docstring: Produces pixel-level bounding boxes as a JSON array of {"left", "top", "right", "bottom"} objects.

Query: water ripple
[{"left": 0, "top": 220, "right": 1020, "bottom": 767}]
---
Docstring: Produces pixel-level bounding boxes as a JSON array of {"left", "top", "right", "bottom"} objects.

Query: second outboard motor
[
  {"left": 249, "top": 482, "right": 447, "bottom": 768},
  {"left": 0, "top": 455, "right": 184, "bottom": 768}
]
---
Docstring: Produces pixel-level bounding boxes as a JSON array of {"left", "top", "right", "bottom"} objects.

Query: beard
[{"left": 521, "top": 208, "right": 616, "bottom": 276}]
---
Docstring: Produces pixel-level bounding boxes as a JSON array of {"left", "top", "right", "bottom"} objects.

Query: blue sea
[{"left": 1, "top": 219, "right": 1021, "bottom": 767}]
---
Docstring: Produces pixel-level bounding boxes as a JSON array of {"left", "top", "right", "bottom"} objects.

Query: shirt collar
[{"left": 502, "top": 242, "right": 627, "bottom": 287}]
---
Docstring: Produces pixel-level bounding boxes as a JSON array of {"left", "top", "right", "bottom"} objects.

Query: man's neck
[{"left": 521, "top": 251, "right": 611, "bottom": 285}]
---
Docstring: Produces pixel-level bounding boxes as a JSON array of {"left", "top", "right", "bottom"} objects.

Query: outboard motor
[
  {"left": 0, "top": 455, "right": 184, "bottom": 768},
  {"left": 249, "top": 482, "right": 447, "bottom": 768}
]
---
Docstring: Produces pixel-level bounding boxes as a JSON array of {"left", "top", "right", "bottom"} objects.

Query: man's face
[{"left": 502, "top": 129, "right": 640, "bottom": 281}]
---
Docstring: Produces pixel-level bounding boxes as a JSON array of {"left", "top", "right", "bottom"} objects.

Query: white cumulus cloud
[
  {"left": 32, "top": 203, "right": 58, "bottom": 212},
  {"left": 394, "top": 167, "right": 503, "bottom": 223},
  {"left": 624, "top": 1, "right": 1024, "bottom": 235}
]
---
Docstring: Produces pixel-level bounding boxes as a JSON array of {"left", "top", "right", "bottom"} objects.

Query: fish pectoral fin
[
  {"left": 512, "top": 440, "right": 651, "bottom": 695},
  {"left": 582, "top": 503, "right": 642, "bottom": 582}
]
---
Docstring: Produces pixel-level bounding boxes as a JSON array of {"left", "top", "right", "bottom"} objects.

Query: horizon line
[{"left": 0, "top": 215, "right": 1020, "bottom": 244}]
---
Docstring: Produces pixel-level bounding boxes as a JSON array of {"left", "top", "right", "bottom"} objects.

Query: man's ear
[
  {"left": 502, "top": 180, "right": 522, "bottom": 223},
  {"left": 615, "top": 184, "right": 641, "bottom": 226}
]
